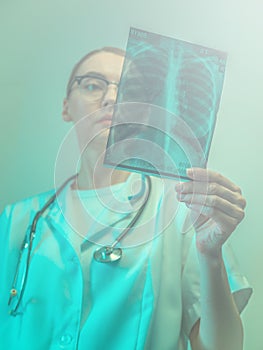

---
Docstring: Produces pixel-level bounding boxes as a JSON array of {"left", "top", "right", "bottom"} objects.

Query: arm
[
  {"left": 176, "top": 168, "right": 246, "bottom": 350},
  {"left": 189, "top": 249, "right": 243, "bottom": 350}
]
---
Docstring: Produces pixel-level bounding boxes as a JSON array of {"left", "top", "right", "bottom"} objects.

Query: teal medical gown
[{"left": 0, "top": 174, "right": 252, "bottom": 350}]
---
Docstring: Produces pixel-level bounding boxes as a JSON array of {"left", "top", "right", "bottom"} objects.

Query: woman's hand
[{"left": 175, "top": 168, "right": 246, "bottom": 257}]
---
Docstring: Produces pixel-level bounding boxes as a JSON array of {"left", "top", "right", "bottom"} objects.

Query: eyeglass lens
[{"left": 77, "top": 77, "right": 108, "bottom": 100}]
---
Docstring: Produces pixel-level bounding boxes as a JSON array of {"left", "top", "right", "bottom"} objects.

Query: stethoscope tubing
[
  {"left": 92, "top": 175, "right": 151, "bottom": 263},
  {"left": 110, "top": 175, "right": 151, "bottom": 249},
  {"left": 8, "top": 173, "right": 151, "bottom": 315},
  {"left": 8, "top": 174, "right": 77, "bottom": 316}
]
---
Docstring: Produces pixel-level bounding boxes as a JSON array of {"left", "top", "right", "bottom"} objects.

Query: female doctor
[{"left": 0, "top": 46, "right": 252, "bottom": 350}]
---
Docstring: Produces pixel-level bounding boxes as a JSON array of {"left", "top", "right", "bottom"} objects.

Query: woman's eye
[
  {"left": 80, "top": 78, "right": 104, "bottom": 92},
  {"left": 84, "top": 83, "right": 101, "bottom": 91}
]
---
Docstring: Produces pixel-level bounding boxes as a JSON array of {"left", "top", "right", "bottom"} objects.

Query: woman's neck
[{"left": 73, "top": 150, "right": 130, "bottom": 190}]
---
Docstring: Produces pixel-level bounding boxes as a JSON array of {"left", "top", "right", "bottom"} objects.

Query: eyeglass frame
[{"left": 67, "top": 72, "right": 120, "bottom": 100}]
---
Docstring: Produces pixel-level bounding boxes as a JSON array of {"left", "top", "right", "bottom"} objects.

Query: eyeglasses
[{"left": 68, "top": 73, "right": 119, "bottom": 101}]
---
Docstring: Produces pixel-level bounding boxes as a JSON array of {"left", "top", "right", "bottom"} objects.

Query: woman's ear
[{"left": 62, "top": 98, "right": 72, "bottom": 122}]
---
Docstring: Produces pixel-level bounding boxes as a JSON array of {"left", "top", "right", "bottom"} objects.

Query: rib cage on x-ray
[
  {"left": 105, "top": 27, "right": 227, "bottom": 180},
  {"left": 119, "top": 44, "right": 168, "bottom": 103},
  {"left": 123, "top": 46, "right": 218, "bottom": 150}
]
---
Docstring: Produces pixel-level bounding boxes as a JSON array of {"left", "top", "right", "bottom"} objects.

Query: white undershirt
[
  {"left": 64, "top": 174, "right": 148, "bottom": 252},
  {"left": 63, "top": 174, "right": 153, "bottom": 330}
]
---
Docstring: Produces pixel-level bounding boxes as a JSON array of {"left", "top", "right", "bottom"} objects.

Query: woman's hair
[{"left": 66, "top": 47, "right": 126, "bottom": 97}]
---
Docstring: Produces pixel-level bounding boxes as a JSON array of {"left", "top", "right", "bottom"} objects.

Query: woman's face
[{"left": 62, "top": 51, "right": 125, "bottom": 148}]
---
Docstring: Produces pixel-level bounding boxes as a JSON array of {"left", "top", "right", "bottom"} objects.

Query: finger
[
  {"left": 175, "top": 182, "right": 246, "bottom": 209},
  {"left": 186, "top": 203, "right": 244, "bottom": 233},
  {"left": 181, "top": 194, "right": 245, "bottom": 220},
  {"left": 186, "top": 168, "right": 242, "bottom": 194}
]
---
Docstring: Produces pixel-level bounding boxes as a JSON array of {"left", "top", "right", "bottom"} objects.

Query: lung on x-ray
[{"left": 104, "top": 27, "right": 227, "bottom": 180}]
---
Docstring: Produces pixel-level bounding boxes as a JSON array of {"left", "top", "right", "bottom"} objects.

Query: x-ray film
[{"left": 104, "top": 27, "right": 227, "bottom": 180}]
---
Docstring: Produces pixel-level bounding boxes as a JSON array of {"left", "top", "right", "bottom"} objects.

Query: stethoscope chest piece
[{"left": 93, "top": 246, "right": 122, "bottom": 263}]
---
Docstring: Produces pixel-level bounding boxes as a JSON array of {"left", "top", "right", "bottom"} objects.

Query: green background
[{"left": 0, "top": 0, "right": 262, "bottom": 349}]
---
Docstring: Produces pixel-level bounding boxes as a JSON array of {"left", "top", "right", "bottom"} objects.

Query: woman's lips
[{"left": 97, "top": 114, "right": 113, "bottom": 127}]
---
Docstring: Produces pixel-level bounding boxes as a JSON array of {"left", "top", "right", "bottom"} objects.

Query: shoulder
[
  {"left": 0, "top": 189, "right": 56, "bottom": 249},
  {"left": 1, "top": 189, "right": 55, "bottom": 222}
]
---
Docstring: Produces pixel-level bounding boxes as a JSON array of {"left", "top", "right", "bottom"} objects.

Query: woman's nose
[{"left": 101, "top": 84, "right": 118, "bottom": 107}]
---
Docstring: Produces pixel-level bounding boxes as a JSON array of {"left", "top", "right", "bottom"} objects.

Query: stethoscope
[
  {"left": 8, "top": 174, "right": 151, "bottom": 316},
  {"left": 93, "top": 174, "right": 151, "bottom": 263}
]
